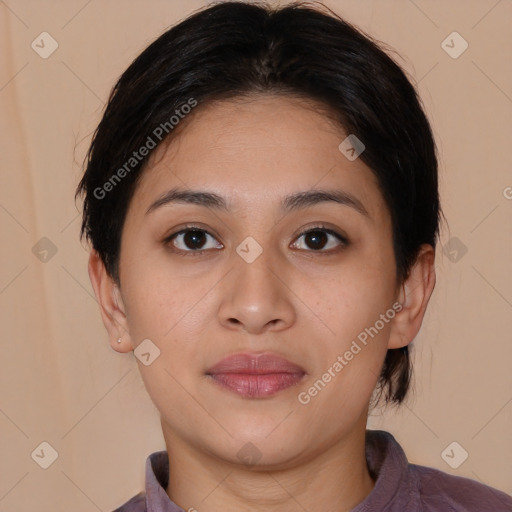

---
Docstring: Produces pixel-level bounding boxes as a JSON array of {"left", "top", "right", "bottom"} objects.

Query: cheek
[
  {"left": 119, "top": 262, "right": 172, "bottom": 345},
  {"left": 295, "top": 247, "right": 395, "bottom": 407},
  {"left": 304, "top": 250, "right": 396, "bottom": 343},
  {"left": 307, "top": 281, "right": 393, "bottom": 392},
  {"left": 121, "top": 253, "right": 222, "bottom": 350},
  {"left": 296, "top": 270, "right": 394, "bottom": 420}
]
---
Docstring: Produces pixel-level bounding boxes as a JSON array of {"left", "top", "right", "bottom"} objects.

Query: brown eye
[
  {"left": 166, "top": 228, "right": 223, "bottom": 252},
  {"left": 304, "top": 230, "right": 329, "bottom": 250},
  {"left": 292, "top": 228, "right": 347, "bottom": 252},
  {"left": 182, "top": 230, "right": 207, "bottom": 250}
]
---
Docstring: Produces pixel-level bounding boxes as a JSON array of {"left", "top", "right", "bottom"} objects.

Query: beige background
[{"left": 1, "top": 0, "right": 511, "bottom": 510}]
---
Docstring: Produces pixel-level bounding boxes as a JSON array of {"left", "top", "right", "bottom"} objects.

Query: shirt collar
[
  {"left": 351, "top": 429, "right": 417, "bottom": 510},
  {"left": 145, "top": 451, "right": 184, "bottom": 512},
  {"left": 143, "top": 429, "right": 415, "bottom": 511}
]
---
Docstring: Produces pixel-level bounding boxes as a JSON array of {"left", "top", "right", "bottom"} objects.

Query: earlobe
[
  {"left": 388, "top": 244, "right": 436, "bottom": 349},
  {"left": 87, "top": 250, "right": 134, "bottom": 353}
]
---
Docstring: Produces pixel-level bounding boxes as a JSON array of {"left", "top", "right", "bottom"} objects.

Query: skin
[{"left": 89, "top": 94, "right": 436, "bottom": 512}]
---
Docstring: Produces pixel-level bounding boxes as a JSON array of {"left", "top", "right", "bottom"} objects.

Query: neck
[{"left": 163, "top": 419, "right": 375, "bottom": 512}]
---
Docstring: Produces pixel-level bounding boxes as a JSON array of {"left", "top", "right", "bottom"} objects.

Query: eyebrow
[{"left": 145, "top": 187, "right": 369, "bottom": 218}]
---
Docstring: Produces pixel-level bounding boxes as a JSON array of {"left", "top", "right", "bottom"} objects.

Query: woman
[{"left": 76, "top": 1, "right": 512, "bottom": 510}]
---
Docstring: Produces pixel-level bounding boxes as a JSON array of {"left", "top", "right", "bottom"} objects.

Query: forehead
[{"left": 130, "top": 94, "right": 385, "bottom": 218}]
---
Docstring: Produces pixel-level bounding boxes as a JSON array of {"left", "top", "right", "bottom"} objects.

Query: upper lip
[{"left": 206, "top": 352, "right": 306, "bottom": 375}]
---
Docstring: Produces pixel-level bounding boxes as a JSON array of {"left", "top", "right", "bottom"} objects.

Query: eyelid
[
  {"left": 163, "top": 224, "right": 223, "bottom": 254},
  {"left": 163, "top": 223, "right": 349, "bottom": 254},
  {"left": 290, "top": 223, "right": 348, "bottom": 251}
]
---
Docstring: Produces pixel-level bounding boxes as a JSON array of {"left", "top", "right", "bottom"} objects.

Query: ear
[
  {"left": 88, "top": 250, "right": 134, "bottom": 353},
  {"left": 388, "top": 244, "right": 436, "bottom": 349}
]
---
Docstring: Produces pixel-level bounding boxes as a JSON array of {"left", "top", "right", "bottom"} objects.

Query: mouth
[{"left": 205, "top": 352, "right": 307, "bottom": 399}]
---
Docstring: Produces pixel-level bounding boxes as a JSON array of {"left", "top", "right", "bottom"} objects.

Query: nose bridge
[
  {"left": 234, "top": 239, "right": 277, "bottom": 294},
  {"left": 217, "top": 236, "right": 295, "bottom": 333}
]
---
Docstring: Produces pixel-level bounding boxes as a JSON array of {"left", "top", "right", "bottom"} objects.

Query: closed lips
[{"left": 206, "top": 353, "right": 306, "bottom": 375}]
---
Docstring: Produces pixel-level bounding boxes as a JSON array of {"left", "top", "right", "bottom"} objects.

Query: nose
[{"left": 217, "top": 248, "right": 296, "bottom": 335}]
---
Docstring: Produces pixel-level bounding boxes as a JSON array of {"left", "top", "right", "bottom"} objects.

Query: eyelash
[{"left": 163, "top": 223, "right": 349, "bottom": 256}]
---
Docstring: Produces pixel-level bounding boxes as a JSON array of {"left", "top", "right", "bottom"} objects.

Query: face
[{"left": 113, "top": 95, "right": 402, "bottom": 467}]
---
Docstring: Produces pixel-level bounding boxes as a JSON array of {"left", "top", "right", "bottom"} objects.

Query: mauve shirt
[{"left": 113, "top": 430, "right": 512, "bottom": 511}]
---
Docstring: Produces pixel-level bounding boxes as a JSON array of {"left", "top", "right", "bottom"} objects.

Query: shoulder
[
  {"left": 409, "top": 464, "right": 512, "bottom": 511},
  {"left": 112, "top": 491, "right": 146, "bottom": 512},
  {"left": 362, "top": 430, "right": 512, "bottom": 512}
]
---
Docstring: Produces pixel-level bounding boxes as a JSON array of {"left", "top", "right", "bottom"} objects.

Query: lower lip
[{"left": 207, "top": 373, "right": 305, "bottom": 398}]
